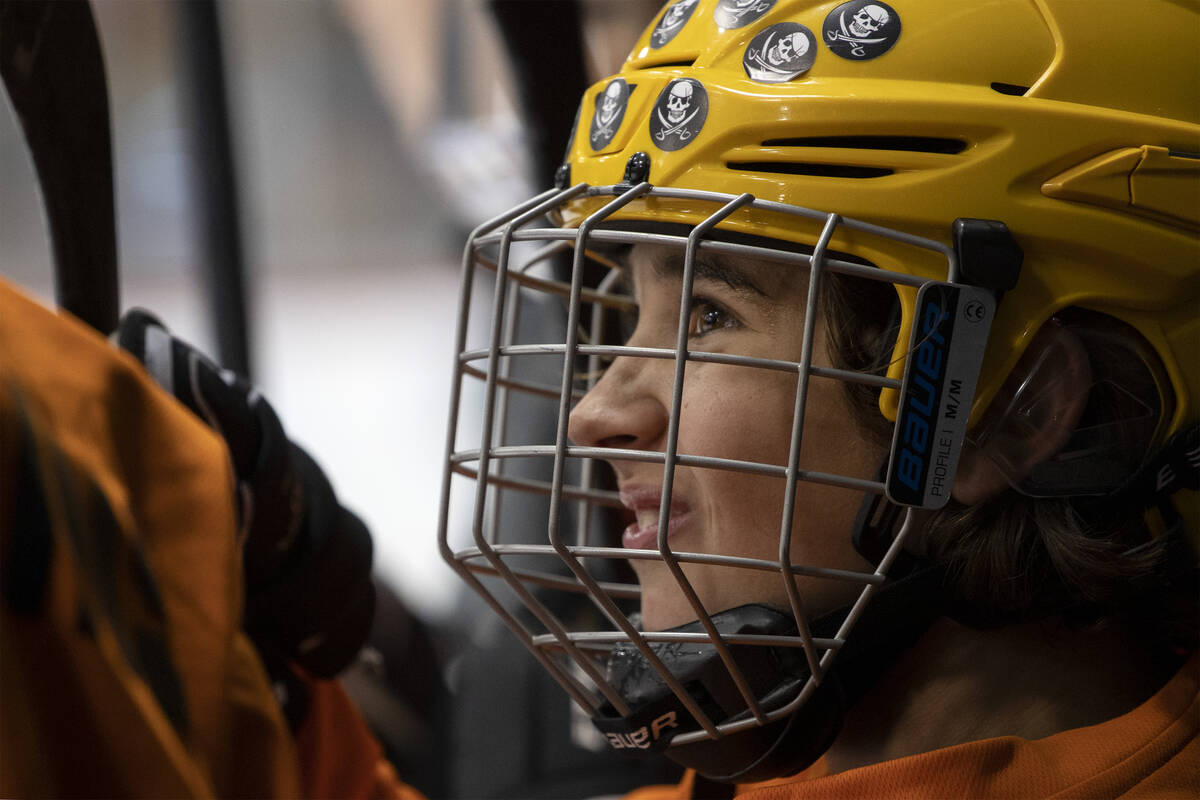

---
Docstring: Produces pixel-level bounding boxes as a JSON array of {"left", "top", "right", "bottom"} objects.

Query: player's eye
[{"left": 688, "top": 296, "right": 738, "bottom": 337}]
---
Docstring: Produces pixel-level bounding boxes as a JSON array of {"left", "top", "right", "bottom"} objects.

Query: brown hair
[{"left": 821, "top": 273, "right": 1190, "bottom": 637}]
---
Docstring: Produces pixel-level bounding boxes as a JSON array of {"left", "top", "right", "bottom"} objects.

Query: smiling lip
[{"left": 619, "top": 486, "right": 692, "bottom": 549}]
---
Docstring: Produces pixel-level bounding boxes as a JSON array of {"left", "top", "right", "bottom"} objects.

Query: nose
[{"left": 568, "top": 355, "right": 669, "bottom": 456}]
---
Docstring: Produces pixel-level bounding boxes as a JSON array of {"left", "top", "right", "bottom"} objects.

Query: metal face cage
[{"left": 436, "top": 181, "right": 969, "bottom": 751}]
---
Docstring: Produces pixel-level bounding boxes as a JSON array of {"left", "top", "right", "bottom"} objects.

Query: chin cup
[
  {"left": 589, "top": 605, "right": 841, "bottom": 782},
  {"left": 589, "top": 567, "right": 946, "bottom": 782}
]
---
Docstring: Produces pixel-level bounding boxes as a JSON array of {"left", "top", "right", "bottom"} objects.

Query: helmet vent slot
[
  {"left": 727, "top": 161, "right": 893, "bottom": 179},
  {"left": 990, "top": 82, "right": 1030, "bottom": 96},
  {"left": 761, "top": 136, "right": 968, "bottom": 154},
  {"left": 635, "top": 58, "right": 697, "bottom": 69}
]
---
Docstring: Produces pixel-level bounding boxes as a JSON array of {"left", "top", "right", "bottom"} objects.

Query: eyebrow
[{"left": 650, "top": 253, "right": 769, "bottom": 298}]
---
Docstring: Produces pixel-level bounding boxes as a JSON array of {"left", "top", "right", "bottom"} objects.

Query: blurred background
[
  {"left": 2, "top": 0, "right": 660, "bottom": 624},
  {"left": 1, "top": 0, "right": 672, "bottom": 796}
]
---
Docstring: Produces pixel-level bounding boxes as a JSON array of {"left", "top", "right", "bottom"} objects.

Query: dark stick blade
[{"left": 1, "top": 0, "right": 118, "bottom": 333}]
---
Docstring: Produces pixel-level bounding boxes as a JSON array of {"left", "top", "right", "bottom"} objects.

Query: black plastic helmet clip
[
  {"left": 622, "top": 151, "right": 652, "bottom": 186},
  {"left": 953, "top": 218, "right": 1022, "bottom": 302},
  {"left": 554, "top": 163, "right": 572, "bottom": 189}
]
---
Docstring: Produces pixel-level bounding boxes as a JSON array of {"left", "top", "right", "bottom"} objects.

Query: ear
[{"left": 953, "top": 320, "right": 1092, "bottom": 505}]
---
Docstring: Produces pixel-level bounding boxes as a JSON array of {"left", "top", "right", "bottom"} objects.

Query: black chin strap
[
  {"left": 591, "top": 564, "right": 947, "bottom": 784},
  {"left": 684, "top": 564, "right": 948, "bottom": 782}
]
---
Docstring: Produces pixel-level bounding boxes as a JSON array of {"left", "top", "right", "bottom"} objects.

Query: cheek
[
  {"left": 676, "top": 366, "right": 882, "bottom": 556},
  {"left": 678, "top": 366, "right": 797, "bottom": 463},
  {"left": 676, "top": 358, "right": 882, "bottom": 478},
  {"left": 677, "top": 367, "right": 799, "bottom": 551}
]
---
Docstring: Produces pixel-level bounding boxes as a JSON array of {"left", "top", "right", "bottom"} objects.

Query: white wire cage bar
[
  {"left": 454, "top": 544, "right": 886, "bottom": 591},
  {"left": 459, "top": 344, "right": 905, "bottom": 401},
  {"left": 530, "top": 631, "right": 845, "bottom": 651}
]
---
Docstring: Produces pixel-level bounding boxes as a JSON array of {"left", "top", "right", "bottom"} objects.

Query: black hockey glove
[{"left": 116, "top": 309, "right": 375, "bottom": 684}]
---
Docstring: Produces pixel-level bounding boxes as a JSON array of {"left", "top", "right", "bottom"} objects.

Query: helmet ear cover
[
  {"left": 954, "top": 319, "right": 1092, "bottom": 505},
  {"left": 964, "top": 309, "right": 1173, "bottom": 500}
]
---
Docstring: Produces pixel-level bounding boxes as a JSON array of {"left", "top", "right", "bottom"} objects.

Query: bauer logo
[
  {"left": 651, "top": 0, "right": 699, "bottom": 48},
  {"left": 590, "top": 78, "right": 630, "bottom": 151},
  {"left": 650, "top": 79, "right": 708, "bottom": 152},
  {"left": 823, "top": 0, "right": 901, "bottom": 60},
  {"left": 602, "top": 711, "right": 679, "bottom": 751},
  {"left": 744, "top": 22, "right": 817, "bottom": 82},
  {"left": 886, "top": 283, "right": 994, "bottom": 508},
  {"left": 714, "top": 0, "right": 776, "bottom": 30}
]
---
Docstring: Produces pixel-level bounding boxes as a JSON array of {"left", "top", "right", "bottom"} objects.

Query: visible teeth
[{"left": 636, "top": 509, "right": 662, "bottom": 529}]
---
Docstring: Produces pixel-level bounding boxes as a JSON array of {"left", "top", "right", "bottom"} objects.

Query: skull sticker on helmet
[
  {"left": 743, "top": 22, "right": 817, "bottom": 82},
  {"left": 649, "top": 78, "right": 708, "bottom": 152},
  {"left": 823, "top": 0, "right": 901, "bottom": 60},
  {"left": 650, "top": 0, "right": 700, "bottom": 49},
  {"left": 713, "top": 0, "right": 776, "bottom": 30},
  {"left": 590, "top": 78, "right": 631, "bottom": 151}
]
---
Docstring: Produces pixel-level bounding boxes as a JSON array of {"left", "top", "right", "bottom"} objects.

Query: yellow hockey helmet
[{"left": 560, "top": 0, "right": 1199, "bottom": 438}]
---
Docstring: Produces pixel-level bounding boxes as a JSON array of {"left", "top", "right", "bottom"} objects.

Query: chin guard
[
  {"left": 589, "top": 567, "right": 946, "bottom": 783},
  {"left": 590, "top": 606, "right": 816, "bottom": 763}
]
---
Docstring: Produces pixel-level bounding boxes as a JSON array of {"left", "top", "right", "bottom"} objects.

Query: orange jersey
[
  {"left": 0, "top": 278, "right": 418, "bottom": 799},
  {"left": 629, "top": 653, "right": 1198, "bottom": 800}
]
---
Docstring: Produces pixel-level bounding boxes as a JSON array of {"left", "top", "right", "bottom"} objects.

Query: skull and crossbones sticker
[
  {"left": 743, "top": 22, "right": 816, "bottom": 82},
  {"left": 713, "top": 0, "right": 776, "bottom": 30},
  {"left": 650, "top": 0, "right": 699, "bottom": 49},
  {"left": 649, "top": 78, "right": 708, "bottom": 151},
  {"left": 823, "top": 0, "right": 901, "bottom": 60},
  {"left": 590, "top": 78, "right": 631, "bottom": 151}
]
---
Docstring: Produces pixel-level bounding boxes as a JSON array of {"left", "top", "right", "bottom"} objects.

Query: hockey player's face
[{"left": 569, "top": 244, "right": 881, "bottom": 630}]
